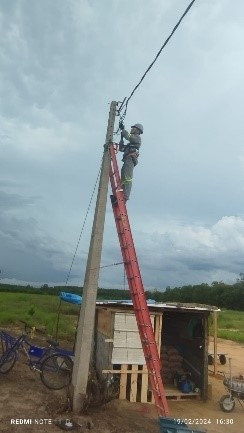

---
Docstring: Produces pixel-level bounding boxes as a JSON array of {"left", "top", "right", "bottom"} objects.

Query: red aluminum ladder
[{"left": 109, "top": 143, "right": 169, "bottom": 417}]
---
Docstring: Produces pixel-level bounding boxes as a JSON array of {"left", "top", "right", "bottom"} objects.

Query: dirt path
[{"left": 0, "top": 338, "right": 243, "bottom": 433}]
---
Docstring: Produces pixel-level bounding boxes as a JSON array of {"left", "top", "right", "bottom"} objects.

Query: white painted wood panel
[{"left": 112, "top": 312, "right": 154, "bottom": 365}]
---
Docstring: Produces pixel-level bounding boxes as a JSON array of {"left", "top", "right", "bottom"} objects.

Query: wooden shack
[{"left": 94, "top": 301, "right": 218, "bottom": 403}]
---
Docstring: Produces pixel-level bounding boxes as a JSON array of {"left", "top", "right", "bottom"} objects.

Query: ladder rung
[
  {"left": 150, "top": 387, "right": 162, "bottom": 394},
  {"left": 109, "top": 144, "right": 169, "bottom": 418}
]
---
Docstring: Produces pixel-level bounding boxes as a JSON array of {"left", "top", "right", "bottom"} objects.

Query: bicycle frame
[
  {"left": 0, "top": 331, "right": 49, "bottom": 370},
  {"left": 0, "top": 329, "right": 74, "bottom": 389},
  {"left": 0, "top": 332, "right": 25, "bottom": 359},
  {"left": 21, "top": 339, "right": 74, "bottom": 372},
  {"left": 1, "top": 328, "right": 73, "bottom": 367},
  {"left": 20, "top": 340, "right": 51, "bottom": 372}
]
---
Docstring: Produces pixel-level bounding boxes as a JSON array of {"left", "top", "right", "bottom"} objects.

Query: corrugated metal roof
[{"left": 96, "top": 300, "right": 220, "bottom": 312}]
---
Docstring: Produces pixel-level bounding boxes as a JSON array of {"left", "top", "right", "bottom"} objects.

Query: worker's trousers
[{"left": 121, "top": 156, "right": 136, "bottom": 201}]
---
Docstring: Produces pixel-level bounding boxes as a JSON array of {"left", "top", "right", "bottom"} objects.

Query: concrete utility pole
[{"left": 72, "top": 101, "right": 117, "bottom": 413}]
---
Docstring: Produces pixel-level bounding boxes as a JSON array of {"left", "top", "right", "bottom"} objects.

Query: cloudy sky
[{"left": 1, "top": 0, "right": 244, "bottom": 290}]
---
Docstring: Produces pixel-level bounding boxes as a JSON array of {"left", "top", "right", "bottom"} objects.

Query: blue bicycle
[{"left": 0, "top": 322, "right": 73, "bottom": 390}]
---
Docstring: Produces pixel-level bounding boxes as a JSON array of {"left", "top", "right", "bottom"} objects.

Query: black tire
[
  {"left": 219, "top": 394, "right": 235, "bottom": 412},
  {"left": 40, "top": 354, "right": 73, "bottom": 390},
  {"left": 219, "top": 354, "right": 226, "bottom": 365},
  {"left": 208, "top": 354, "right": 214, "bottom": 365},
  {"left": 0, "top": 350, "right": 17, "bottom": 374}
]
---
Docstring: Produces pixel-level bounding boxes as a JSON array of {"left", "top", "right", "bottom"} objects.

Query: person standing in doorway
[{"left": 118, "top": 122, "right": 143, "bottom": 201}]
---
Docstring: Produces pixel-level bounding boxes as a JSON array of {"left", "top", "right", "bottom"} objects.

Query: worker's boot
[{"left": 110, "top": 195, "right": 118, "bottom": 205}]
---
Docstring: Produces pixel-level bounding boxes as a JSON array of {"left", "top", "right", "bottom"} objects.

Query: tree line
[{"left": 0, "top": 279, "right": 243, "bottom": 311}]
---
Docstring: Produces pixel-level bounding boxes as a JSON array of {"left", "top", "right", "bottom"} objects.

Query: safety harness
[{"left": 119, "top": 137, "right": 140, "bottom": 166}]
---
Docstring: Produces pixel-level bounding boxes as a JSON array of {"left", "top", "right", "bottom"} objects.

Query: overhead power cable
[
  {"left": 55, "top": 160, "right": 101, "bottom": 340},
  {"left": 119, "top": 0, "right": 197, "bottom": 120},
  {"left": 64, "top": 156, "right": 103, "bottom": 286},
  {"left": 89, "top": 261, "right": 124, "bottom": 271}
]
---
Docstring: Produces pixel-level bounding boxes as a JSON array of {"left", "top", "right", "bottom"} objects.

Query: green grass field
[
  {"left": 209, "top": 309, "right": 244, "bottom": 343},
  {"left": 0, "top": 292, "right": 243, "bottom": 343},
  {"left": 0, "top": 292, "right": 79, "bottom": 341}
]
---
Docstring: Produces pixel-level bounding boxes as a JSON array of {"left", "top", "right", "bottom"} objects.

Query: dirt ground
[{"left": 0, "top": 337, "right": 243, "bottom": 433}]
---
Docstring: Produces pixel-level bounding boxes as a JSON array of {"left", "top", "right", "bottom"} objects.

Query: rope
[{"left": 118, "top": 0, "right": 197, "bottom": 122}]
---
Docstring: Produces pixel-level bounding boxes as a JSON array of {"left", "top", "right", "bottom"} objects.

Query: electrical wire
[
  {"left": 55, "top": 259, "right": 124, "bottom": 340},
  {"left": 59, "top": 0, "right": 197, "bottom": 336},
  {"left": 119, "top": 0, "right": 197, "bottom": 120},
  {"left": 98, "top": 261, "right": 124, "bottom": 270},
  {"left": 63, "top": 0, "right": 197, "bottom": 283},
  {"left": 64, "top": 156, "right": 103, "bottom": 286},
  {"left": 54, "top": 157, "right": 103, "bottom": 339}
]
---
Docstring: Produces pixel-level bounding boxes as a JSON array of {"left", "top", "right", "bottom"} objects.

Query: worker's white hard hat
[{"left": 131, "top": 123, "right": 143, "bottom": 134}]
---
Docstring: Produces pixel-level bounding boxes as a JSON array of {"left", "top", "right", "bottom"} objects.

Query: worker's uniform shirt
[
  {"left": 119, "top": 130, "right": 141, "bottom": 166},
  {"left": 119, "top": 130, "right": 142, "bottom": 201}
]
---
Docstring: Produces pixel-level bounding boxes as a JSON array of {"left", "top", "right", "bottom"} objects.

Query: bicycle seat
[{"left": 46, "top": 339, "right": 59, "bottom": 347}]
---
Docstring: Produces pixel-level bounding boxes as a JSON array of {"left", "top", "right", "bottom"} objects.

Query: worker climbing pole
[
  {"left": 71, "top": 100, "right": 169, "bottom": 418},
  {"left": 72, "top": 0, "right": 197, "bottom": 417},
  {"left": 116, "top": 121, "right": 143, "bottom": 202}
]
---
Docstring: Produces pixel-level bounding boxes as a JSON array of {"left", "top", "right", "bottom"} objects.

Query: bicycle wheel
[
  {"left": 219, "top": 354, "right": 226, "bottom": 365},
  {"left": 208, "top": 354, "right": 214, "bottom": 365},
  {"left": 0, "top": 349, "right": 17, "bottom": 373},
  {"left": 40, "top": 354, "right": 73, "bottom": 390}
]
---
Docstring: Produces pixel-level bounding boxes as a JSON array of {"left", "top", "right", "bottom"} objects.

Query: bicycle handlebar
[{"left": 19, "top": 320, "right": 45, "bottom": 335}]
